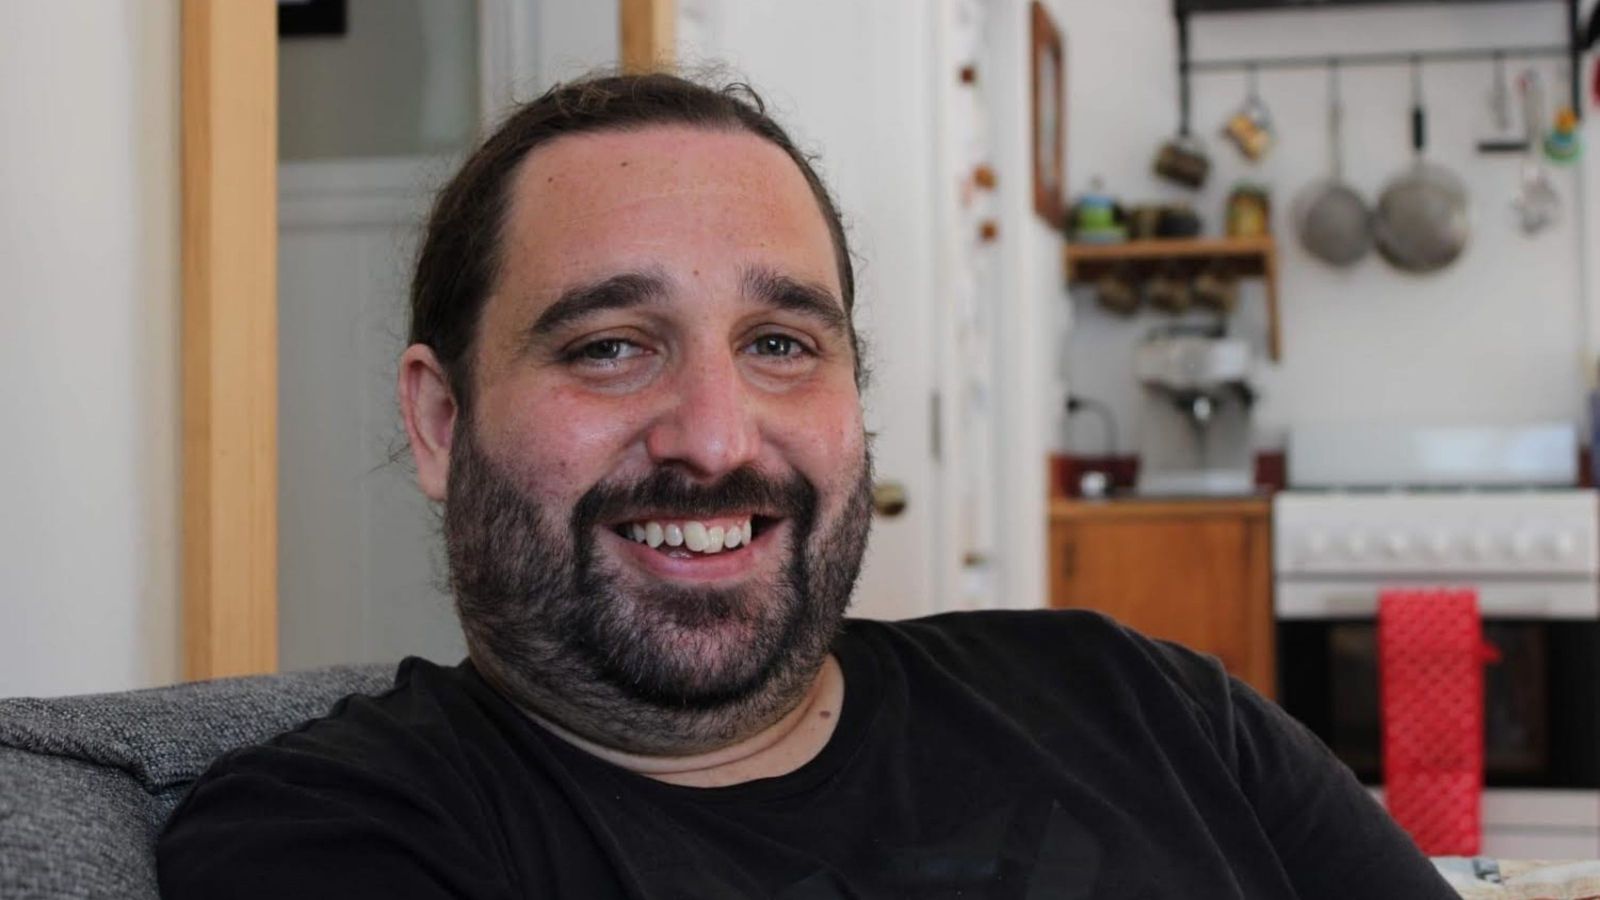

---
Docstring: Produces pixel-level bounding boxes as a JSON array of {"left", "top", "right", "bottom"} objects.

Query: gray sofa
[{"left": 0, "top": 664, "right": 394, "bottom": 899}]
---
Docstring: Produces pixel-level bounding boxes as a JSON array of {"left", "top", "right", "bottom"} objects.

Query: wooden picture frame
[{"left": 1030, "top": 2, "right": 1066, "bottom": 230}]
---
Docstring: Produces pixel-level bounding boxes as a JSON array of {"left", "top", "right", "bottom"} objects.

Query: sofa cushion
[{"left": 0, "top": 663, "right": 396, "bottom": 900}]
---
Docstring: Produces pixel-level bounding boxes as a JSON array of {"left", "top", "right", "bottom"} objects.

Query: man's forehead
[
  {"left": 515, "top": 125, "right": 792, "bottom": 192},
  {"left": 485, "top": 123, "right": 847, "bottom": 349}
]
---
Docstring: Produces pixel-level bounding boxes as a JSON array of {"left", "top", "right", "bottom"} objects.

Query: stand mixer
[{"left": 1134, "top": 327, "right": 1257, "bottom": 496}]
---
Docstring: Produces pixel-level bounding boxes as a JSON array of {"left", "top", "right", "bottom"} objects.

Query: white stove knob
[
  {"left": 1546, "top": 532, "right": 1578, "bottom": 560},
  {"left": 1425, "top": 532, "right": 1452, "bottom": 559},
  {"left": 1383, "top": 532, "right": 1411, "bottom": 559},
  {"left": 1467, "top": 532, "right": 1495, "bottom": 560},
  {"left": 1342, "top": 532, "right": 1369, "bottom": 559},
  {"left": 1301, "top": 531, "right": 1331, "bottom": 561},
  {"left": 1510, "top": 531, "right": 1537, "bottom": 562}
]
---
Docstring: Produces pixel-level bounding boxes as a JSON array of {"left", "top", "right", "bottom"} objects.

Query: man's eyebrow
[
  {"left": 526, "top": 271, "right": 670, "bottom": 339},
  {"left": 741, "top": 267, "right": 849, "bottom": 338}
]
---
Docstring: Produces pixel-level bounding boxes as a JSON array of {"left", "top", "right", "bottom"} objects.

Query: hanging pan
[
  {"left": 1292, "top": 61, "right": 1372, "bottom": 266},
  {"left": 1374, "top": 59, "right": 1471, "bottom": 273}
]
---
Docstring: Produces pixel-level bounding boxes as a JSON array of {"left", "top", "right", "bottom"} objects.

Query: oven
[
  {"left": 1272, "top": 424, "right": 1600, "bottom": 856},
  {"left": 1277, "top": 596, "right": 1600, "bottom": 790}
]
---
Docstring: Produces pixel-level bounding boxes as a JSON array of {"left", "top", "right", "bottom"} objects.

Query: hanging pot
[
  {"left": 1373, "top": 60, "right": 1471, "bottom": 273},
  {"left": 1293, "top": 62, "right": 1373, "bottom": 267}
]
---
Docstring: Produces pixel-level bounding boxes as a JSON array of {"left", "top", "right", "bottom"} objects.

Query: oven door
[{"left": 1278, "top": 617, "right": 1600, "bottom": 788}]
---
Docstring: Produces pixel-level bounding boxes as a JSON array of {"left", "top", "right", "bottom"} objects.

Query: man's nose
[{"left": 643, "top": 349, "right": 761, "bottom": 478}]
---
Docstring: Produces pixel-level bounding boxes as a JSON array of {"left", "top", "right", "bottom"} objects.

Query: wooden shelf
[{"left": 1063, "top": 236, "right": 1281, "bottom": 361}]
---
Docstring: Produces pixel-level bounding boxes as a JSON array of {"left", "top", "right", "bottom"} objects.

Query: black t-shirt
[{"left": 157, "top": 610, "right": 1454, "bottom": 898}]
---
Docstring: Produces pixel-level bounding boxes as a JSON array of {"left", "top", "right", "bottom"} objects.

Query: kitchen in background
[
  {"left": 1057, "top": 0, "right": 1598, "bottom": 469},
  {"left": 1048, "top": 0, "right": 1600, "bottom": 858}
]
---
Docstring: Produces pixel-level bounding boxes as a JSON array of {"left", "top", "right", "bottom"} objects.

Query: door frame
[
  {"left": 183, "top": 0, "right": 674, "bottom": 680},
  {"left": 180, "top": 0, "right": 279, "bottom": 680}
]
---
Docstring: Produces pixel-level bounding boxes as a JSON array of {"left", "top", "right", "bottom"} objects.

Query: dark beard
[{"left": 442, "top": 421, "right": 874, "bottom": 755}]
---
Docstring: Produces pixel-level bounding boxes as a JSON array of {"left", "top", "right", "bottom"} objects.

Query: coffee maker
[{"left": 1134, "top": 326, "right": 1256, "bottom": 496}]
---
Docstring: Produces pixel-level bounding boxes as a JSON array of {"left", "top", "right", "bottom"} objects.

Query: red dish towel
[{"left": 1378, "top": 588, "right": 1485, "bottom": 856}]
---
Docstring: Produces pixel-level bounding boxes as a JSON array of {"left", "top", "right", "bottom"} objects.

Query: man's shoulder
[
  {"left": 849, "top": 608, "right": 1212, "bottom": 671},
  {"left": 843, "top": 609, "right": 1229, "bottom": 706},
  {"left": 158, "top": 657, "right": 527, "bottom": 898},
  {"left": 179, "top": 656, "right": 496, "bottom": 799}
]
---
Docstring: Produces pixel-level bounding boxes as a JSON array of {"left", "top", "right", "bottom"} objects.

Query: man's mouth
[{"left": 610, "top": 516, "right": 778, "bottom": 558}]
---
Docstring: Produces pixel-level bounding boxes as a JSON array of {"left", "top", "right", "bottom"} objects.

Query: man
[{"left": 159, "top": 72, "right": 1454, "bottom": 898}]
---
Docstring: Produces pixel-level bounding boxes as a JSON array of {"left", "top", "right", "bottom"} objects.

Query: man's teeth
[{"left": 625, "top": 519, "right": 753, "bottom": 554}]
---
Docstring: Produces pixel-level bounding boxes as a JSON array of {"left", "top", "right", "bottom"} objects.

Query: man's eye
[
  {"left": 575, "top": 338, "right": 641, "bottom": 361},
  {"left": 749, "top": 334, "right": 806, "bottom": 358}
]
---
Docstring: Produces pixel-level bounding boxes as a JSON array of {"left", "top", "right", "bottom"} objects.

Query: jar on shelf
[{"left": 1226, "top": 183, "right": 1271, "bottom": 238}]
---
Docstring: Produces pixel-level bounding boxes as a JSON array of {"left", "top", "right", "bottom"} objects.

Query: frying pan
[
  {"left": 1373, "top": 61, "right": 1471, "bottom": 274},
  {"left": 1293, "top": 63, "right": 1372, "bottom": 266}
]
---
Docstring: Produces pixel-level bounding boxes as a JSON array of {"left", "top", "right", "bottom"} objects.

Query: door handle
[{"left": 872, "top": 481, "right": 908, "bottom": 518}]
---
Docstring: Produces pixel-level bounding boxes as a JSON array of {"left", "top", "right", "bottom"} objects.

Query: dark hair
[{"left": 408, "top": 71, "right": 858, "bottom": 412}]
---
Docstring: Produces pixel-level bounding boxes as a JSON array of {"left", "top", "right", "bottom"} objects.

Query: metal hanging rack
[{"left": 1172, "top": 0, "right": 1587, "bottom": 125}]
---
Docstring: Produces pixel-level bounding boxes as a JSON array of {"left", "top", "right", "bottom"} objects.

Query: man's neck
[{"left": 523, "top": 655, "right": 845, "bottom": 788}]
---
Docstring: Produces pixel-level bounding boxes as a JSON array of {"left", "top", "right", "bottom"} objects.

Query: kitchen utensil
[
  {"left": 1476, "top": 53, "right": 1528, "bottom": 155},
  {"left": 1293, "top": 64, "right": 1373, "bottom": 266},
  {"left": 1193, "top": 264, "right": 1240, "bottom": 314},
  {"left": 1095, "top": 267, "right": 1140, "bottom": 316},
  {"left": 1156, "top": 204, "right": 1202, "bottom": 238},
  {"left": 1489, "top": 52, "right": 1512, "bottom": 134},
  {"left": 1127, "top": 205, "right": 1160, "bottom": 240},
  {"left": 1513, "top": 70, "right": 1559, "bottom": 234},
  {"left": 1222, "top": 65, "right": 1275, "bottom": 162},
  {"left": 1154, "top": 43, "right": 1210, "bottom": 189},
  {"left": 1226, "top": 183, "right": 1271, "bottom": 238},
  {"left": 1374, "top": 60, "right": 1471, "bottom": 274},
  {"left": 1544, "top": 105, "right": 1581, "bottom": 162},
  {"left": 1070, "top": 182, "right": 1129, "bottom": 243},
  {"left": 1145, "top": 267, "right": 1193, "bottom": 314},
  {"left": 1154, "top": 135, "right": 1210, "bottom": 189}
]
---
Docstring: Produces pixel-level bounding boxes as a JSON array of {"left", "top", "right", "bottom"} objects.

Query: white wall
[
  {"left": 0, "top": 1, "right": 181, "bottom": 697},
  {"left": 1058, "top": 1, "right": 1600, "bottom": 458}
]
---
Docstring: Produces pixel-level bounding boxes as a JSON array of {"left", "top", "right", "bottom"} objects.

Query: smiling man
[{"left": 158, "top": 74, "right": 1455, "bottom": 899}]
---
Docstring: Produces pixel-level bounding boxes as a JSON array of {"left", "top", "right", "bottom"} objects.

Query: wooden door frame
[
  {"left": 180, "top": 0, "right": 675, "bottom": 681},
  {"left": 621, "top": 0, "right": 675, "bottom": 72},
  {"left": 181, "top": 0, "right": 278, "bottom": 680}
]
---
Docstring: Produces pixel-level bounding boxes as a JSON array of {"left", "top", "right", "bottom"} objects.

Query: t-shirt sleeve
[
  {"left": 1221, "top": 675, "right": 1457, "bottom": 900},
  {"left": 157, "top": 745, "right": 515, "bottom": 900}
]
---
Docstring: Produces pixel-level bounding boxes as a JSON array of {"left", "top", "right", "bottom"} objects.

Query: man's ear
[{"left": 397, "top": 344, "right": 458, "bottom": 502}]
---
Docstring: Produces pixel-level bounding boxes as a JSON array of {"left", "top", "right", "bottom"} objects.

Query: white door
[
  {"left": 681, "top": 0, "right": 950, "bottom": 621},
  {"left": 278, "top": 0, "right": 541, "bottom": 671}
]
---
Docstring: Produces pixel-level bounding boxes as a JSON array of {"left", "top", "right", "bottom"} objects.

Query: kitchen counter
[{"left": 1051, "top": 496, "right": 1271, "bottom": 521}]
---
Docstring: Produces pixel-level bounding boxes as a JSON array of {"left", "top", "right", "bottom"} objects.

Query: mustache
[{"left": 571, "top": 466, "right": 818, "bottom": 530}]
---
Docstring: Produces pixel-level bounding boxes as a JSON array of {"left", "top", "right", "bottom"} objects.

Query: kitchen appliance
[
  {"left": 1274, "top": 422, "right": 1600, "bottom": 857},
  {"left": 1134, "top": 329, "right": 1255, "bottom": 496}
]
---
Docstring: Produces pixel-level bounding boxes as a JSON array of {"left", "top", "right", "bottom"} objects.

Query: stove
[{"left": 1272, "top": 423, "right": 1600, "bottom": 858}]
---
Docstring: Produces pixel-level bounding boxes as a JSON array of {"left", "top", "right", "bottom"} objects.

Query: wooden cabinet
[{"left": 1048, "top": 498, "right": 1275, "bottom": 698}]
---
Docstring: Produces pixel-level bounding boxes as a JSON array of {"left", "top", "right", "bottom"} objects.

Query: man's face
[{"left": 429, "top": 125, "right": 872, "bottom": 731}]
